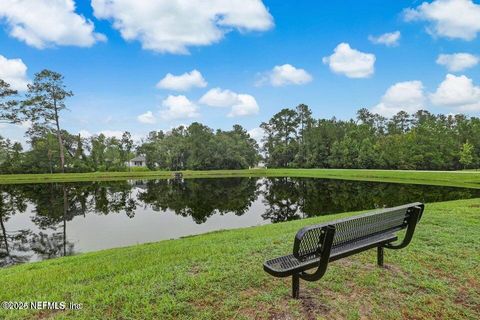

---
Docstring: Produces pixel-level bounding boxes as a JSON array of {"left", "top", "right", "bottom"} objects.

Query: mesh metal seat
[
  {"left": 264, "top": 232, "right": 398, "bottom": 277},
  {"left": 263, "top": 202, "right": 424, "bottom": 298}
]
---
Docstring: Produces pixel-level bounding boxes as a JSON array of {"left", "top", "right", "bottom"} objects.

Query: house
[
  {"left": 129, "top": 155, "right": 147, "bottom": 167},
  {"left": 250, "top": 161, "right": 267, "bottom": 169}
]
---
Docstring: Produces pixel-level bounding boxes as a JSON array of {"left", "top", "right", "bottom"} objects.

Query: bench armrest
[
  {"left": 299, "top": 225, "right": 335, "bottom": 282},
  {"left": 384, "top": 204, "right": 424, "bottom": 250}
]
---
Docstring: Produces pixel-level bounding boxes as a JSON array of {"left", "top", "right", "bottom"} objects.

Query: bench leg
[
  {"left": 292, "top": 274, "right": 300, "bottom": 299},
  {"left": 377, "top": 246, "right": 384, "bottom": 267}
]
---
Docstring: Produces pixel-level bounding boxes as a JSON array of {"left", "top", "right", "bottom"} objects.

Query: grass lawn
[
  {"left": 0, "top": 198, "right": 479, "bottom": 319},
  {"left": 1, "top": 168, "right": 480, "bottom": 189}
]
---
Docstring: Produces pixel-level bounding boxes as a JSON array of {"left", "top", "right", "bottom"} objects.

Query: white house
[{"left": 129, "top": 155, "right": 146, "bottom": 167}]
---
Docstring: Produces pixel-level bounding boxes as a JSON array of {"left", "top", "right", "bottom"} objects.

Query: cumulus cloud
[
  {"left": 404, "top": 0, "right": 480, "bottom": 40},
  {"left": 156, "top": 70, "right": 207, "bottom": 91},
  {"left": 199, "top": 88, "right": 238, "bottom": 107},
  {"left": 0, "top": 55, "right": 29, "bottom": 91},
  {"left": 78, "top": 130, "right": 93, "bottom": 138},
  {"left": 436, "top": 53, "right": 479, "bottom": 72},
  {"left": 92, "top": 0, "right": 273, "bottom": 54},
  {"left": 137, "top": 111, "right": 156, "bottom": 124},
  {"left": 247, "top": 127, "right": 264, "bottom": 146},
  {"left": 159, "top": 95, "right": 200, "bottom": 120},
  {"left": 0, "top": 0, "right": 105, "bottom": 48},
  {"left": 368, "top": 31, "right": 401, "bottom": 46},
  {"left": 430, "top": 74, "right": 480, "bottom": 111},
  {"left": 256, "top": 64, "right": 312, "bottom": 87},
  {"left": 199, "top": 88, "right": 259, "bottom": 117},
  {"left": 229, "top": 94, "right": 259, "bottom": 117},
  {"left": 371, "top": 81, "right": 426, "bottom": 116},
  {"left": 322, "top": 43, "right": 375, "bottom": 78}
]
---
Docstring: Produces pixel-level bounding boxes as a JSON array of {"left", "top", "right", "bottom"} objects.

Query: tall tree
[
  {"left": 120, "top": 131, "right": 134, "bottom": 170},
  {"left": 295, "top": 104, "right": 314, "bottom": 167},
  {"left": 24, "top": 70, "right": 73, "bottom": 173},
  {"left": 460, "top": 142, "right": 474, "bottom": 169},
  {"left": 0, "top": 79, "right": 20, "bottom": 124},
  {"left": 261, "top": 108, "right": 299, "bottom": 167}
]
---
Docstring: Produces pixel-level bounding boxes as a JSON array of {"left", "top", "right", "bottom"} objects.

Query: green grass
[
  {"left": 1, "top": 168, "right": 480, "bottom": 188},
  {"left": 0, "top": 198, "right": 479, "bottom": 319}
]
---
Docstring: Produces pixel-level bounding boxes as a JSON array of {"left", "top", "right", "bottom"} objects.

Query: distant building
[
  {"left": 129, "top": 155, "right": 146, "bottom": 167},
  {"left": 251, "top": 161, "right": 267, "bottom": 169}
]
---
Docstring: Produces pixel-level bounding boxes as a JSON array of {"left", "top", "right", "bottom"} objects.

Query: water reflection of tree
[
  {"left": 262, "top": 178, "right": 480, "bottom": 222},
  {"left": 27, "top": 184, "right": 76, "bottom": 259},
  {"left": 261, "top": 178, "right": 302, "bottom": 223},
  {"left": 0, "top": 186, "right": 31, "bottom": 266},
  {"left": 90, "top": 181, "right": 138, "bottom": 218},
  {"left": 2, "top": 177, "right": 480, "bottom": 266},
  {"left": 138, "top": 178, "right": 259, "bottom": 224}
]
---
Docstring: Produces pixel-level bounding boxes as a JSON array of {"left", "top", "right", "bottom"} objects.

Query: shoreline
[{"left": 1, "top": 168, "right": 479, "bottom": 189}]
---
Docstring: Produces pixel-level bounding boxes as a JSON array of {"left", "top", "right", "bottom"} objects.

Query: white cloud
[
  {"left": 137, "top": 111, "right": 156, "bottom": 124},
  {"left": 199, "top": 88, "right": 259, "bottom": 117},
  {"left": 78, "top": 130, "right": 93, "bottom": 138},
  {"left": 92, "top": 0, "right": 273, "bottom": 54},
  {"left": 199, "top": 88, "right": 238, "bottom": 107},
  {"left": 228, "top": 94, "right": 259, "bottom": 117},
  {"left": 159, "top": 95, "right": 200, "bottom": 120},
  {"left": 436, "top": 53, "right": 479, "bottom": 71},
  {"left": 322, "top": 43, "right": 375, "bottom": 78},
  {"left": 247, "top": 127, "right": 264, "bottom": 145},
  {"left": 0, "top": 0, "right": 105, "bottom": 48},
  {"left": 404, "top": 0, "right": 480, "bottom": 40},
  {"left": 430, "top": 74, "right": 480, "bottom": 111},
  {"left": 256, "top": 64, "right": 312, "bottom": 87},
  {"left": 156, "top": 70, "right": 207, "bottom": 91},
  {"left": 0, "top": 123, "right": 28, "bottom": 147},
  {"left": 0, "top": 55, "right": 29, "bottom": 91},
  {"left": 371, "top": 81, "right": 426, "bottom": 116},
  {"left": 368, "top": 31, "right": 401, "bottom": 46}
]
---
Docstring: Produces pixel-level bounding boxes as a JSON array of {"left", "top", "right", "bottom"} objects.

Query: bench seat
[{"left": 264, "top": 232, "right": 398, "bottom": 277}]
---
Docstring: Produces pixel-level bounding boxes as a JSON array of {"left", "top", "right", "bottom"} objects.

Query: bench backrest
[{"left": 293, "top": 202, "right": 424, "bottom": 260}]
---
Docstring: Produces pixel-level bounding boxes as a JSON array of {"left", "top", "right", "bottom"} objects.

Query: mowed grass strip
[
  {"left": 0, "top": 198, "right": 479, "bottom": 319},
  {"left": 1, "top": 168, "right": 480, "bottom": 189}
]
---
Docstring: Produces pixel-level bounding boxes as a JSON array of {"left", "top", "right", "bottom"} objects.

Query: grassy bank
[
  {"left": 1, "top": 168, "right": 480, "bottom": 188},
  {"left": 0, "top": 198, "right": 479, "bottom": 319}
]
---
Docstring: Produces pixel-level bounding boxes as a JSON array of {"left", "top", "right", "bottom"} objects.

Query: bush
[{"left": 130, "top": 166, "right": 150, "bottom": 172}]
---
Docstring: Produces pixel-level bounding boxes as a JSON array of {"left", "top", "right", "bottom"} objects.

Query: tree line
[
  {"left": 1, "top": 70, "right": 479, "bottom": 173},
  {"left": 0, "top": 70, "right": 259, "bottom": 173},
  {"left": 261, "top": 105, "right": 478, "bottom": 170}
]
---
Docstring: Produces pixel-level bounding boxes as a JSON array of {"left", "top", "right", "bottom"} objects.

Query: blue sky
[{"left": 1, "top": 0, "right": 480, "bottom": 144}]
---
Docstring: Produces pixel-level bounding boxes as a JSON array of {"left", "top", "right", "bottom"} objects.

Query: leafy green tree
[
  {"left": 90, "top": 134, "right": 107, "bottom": 171},
  {"left": 23, "top": 70, "right": 73, "bottom": 173},
  {"left": 294, "top": 104, "right": 314, "bottom": 167},
  {"left": 0, "top": 79, "right": 20, "bottom": 124},
  {"left": 460, "top": 142, "right": 474, "bottom": 169},
  {"left": 120, "top": 132, "right": 134, "bottom": 170},
  {"left": 261, "top": 108, "right": 299, "bottom": 167}
]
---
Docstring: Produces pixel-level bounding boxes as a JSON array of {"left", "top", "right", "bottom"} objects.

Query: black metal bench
[{"left": 264, "top": 202, "right": 424, "bottom": 298}]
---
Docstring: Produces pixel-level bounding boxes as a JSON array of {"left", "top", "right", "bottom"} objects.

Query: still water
[{"left": 1, "top": 177, "right": 479, "bottom": 266}]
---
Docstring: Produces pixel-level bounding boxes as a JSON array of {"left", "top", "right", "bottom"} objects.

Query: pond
[{"left": 1, "top": 177, "right": 480, "bottom": 267}]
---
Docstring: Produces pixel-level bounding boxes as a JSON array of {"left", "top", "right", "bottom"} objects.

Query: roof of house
[{"left": 130, "top": 155, "right": 146, "bottom": 162}]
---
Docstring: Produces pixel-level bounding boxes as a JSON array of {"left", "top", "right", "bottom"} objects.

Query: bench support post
[
  {"left": 377, "top": 246, "right": 384, "bottom": 267},
  {"left": 292, "top": 274, "right": 300, "bottom": 299}
]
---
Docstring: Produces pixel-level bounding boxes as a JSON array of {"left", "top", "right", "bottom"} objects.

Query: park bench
[
  {"left": 173, "top": 172, "right": 183, "bottom": 180},
  {"left": 264, "top": 202, "right": 424, "bottom": 298}
]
